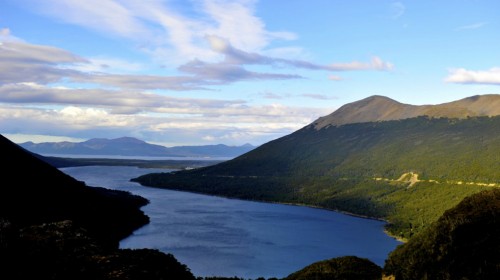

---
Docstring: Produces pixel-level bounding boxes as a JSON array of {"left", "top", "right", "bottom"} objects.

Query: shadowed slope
[
  {"left": 385, "top": 189, "right": 500, "bottom": 279},
  {"left": 0, "top": 134, "right": 149, "bottom": 246}
]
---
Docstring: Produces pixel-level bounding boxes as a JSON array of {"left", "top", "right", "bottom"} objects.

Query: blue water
[{"left": 61, "top": 166, "right": 400, "bottom": 279}]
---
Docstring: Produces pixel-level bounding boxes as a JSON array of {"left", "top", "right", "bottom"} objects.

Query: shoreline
[
  {"left": 60, "top": 163, "right": 405, "bottom": 242},
  {"left": 133, "top": 179, "right": 405, "bottom": 243}
]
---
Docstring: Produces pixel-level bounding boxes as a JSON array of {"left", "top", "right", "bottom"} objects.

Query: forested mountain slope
[
  {"left": 134, "top": 95, "right": 500, "bottom": 239},
  {"left": 385, "top": 189, "right": 500, "bottom": 279}
]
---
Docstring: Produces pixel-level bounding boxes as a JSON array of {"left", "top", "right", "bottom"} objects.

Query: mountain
[
  {"left": 313, "top": 94, "right": 500, "bottom": 129},
  {"left": 133, "top": 94, "right": 500, "bottom": 239},
  {"left": 20, "top": 137, "right": 255, "bottom": 158}
]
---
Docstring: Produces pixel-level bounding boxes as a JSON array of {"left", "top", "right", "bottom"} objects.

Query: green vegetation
[
  {"left": 384, "top": 189, "right": 500, "bottom": 279},
  {"left": 284, "top": 256, "right": 382, "bottom": 280},
  {"left": 134, "top": 116, "right": 500, "bottom": 238}
]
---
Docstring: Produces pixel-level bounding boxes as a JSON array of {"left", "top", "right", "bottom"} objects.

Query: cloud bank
[{"left": 445, "top": 68, "right": 500, "bottom": 85}]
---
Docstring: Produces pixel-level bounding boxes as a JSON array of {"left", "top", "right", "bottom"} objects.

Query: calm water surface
[{"left": 61, "top": 166, "right": 401, "bottom": 279}]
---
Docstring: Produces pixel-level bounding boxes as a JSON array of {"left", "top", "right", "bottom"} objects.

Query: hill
[
  {"left": 133, "top": 94, "right": 500, "bottom": 239},
  {"left": 284, "top": 256, "right": 382, "bottom": 280},
  {"left": 384, "top": 188, "right": 500, "bottom": 279},
  {"left": 0, "top": 134, "right": 195, "bottom": 279},
  {"left": 19, "top": 137, "right": 255, "bottom": 158},
  {"left": 313, "top": 94, "right": 500, "bottom": 128}
]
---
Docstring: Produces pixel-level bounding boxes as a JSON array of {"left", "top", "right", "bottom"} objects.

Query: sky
[{"left": 1, "top": 0, "right": 499, "bottom": 146}]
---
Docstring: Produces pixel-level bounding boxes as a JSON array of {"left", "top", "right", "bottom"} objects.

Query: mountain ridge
[
  {"left": 19, "top": 137, "right": 256, "bottom": 158},
  {"left": 313, "top": 94, "right": 500, "bottom": 129}
]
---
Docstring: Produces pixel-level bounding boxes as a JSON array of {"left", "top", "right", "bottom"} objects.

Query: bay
[{"left": 61, "top": 165, "right": 401, "bottom": 279}]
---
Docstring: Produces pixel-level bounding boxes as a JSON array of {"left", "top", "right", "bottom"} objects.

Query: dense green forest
[
  {"left": 385, "top": 188, "right": 500, "bottom": 279},
  {"left": 134, "top": 116, "right": 500, "bottom": 238}
]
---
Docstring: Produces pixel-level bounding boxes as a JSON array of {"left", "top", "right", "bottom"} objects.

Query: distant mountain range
[
  {"left": 19, "top": 137, "right": 255, "bottom": 158},
  {"left": 133, "top": 94, "right": 500, "bottom": 240}
]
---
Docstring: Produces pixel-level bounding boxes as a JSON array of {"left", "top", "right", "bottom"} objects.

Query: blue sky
[{"left": 1, "top": 0, "right": 499, "bottom": 146}]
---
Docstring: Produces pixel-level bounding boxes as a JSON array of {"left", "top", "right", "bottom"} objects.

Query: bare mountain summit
[{"left": 313, "top": 94, "right": 500, "bottom": 129}]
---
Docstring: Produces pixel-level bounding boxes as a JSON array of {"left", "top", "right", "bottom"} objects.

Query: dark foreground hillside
[
  {"left": 385, "top": 188, "right": 500, "bottom": 280},
  {"left": 0, "top": 134, "right": 149, "bottom": 246},
  {"left": 0, "top": 134, "right": 194, "bottom": 279}
]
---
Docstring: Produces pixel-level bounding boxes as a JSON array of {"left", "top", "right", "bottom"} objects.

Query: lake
[{"left": 61, "top": 165, "right": 401, "bottom": 279}]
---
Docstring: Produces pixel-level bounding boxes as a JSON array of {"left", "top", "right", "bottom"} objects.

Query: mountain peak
[
  {"left": 312, "top": 95, "right": 412, "bottom": 129},
  {"left": 313, "top": 94, "right": 500, "bottom": 129},
  {"left": 112, "top": 137, "right": 147, "bottom": 144}
]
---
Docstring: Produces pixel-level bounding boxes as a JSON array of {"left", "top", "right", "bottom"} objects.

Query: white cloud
[
  {"left": 445, "top": 67, "right": 500, "bottom": 85},
  {"left": 329, "top": 56, "right": 393, "bottom": 71},
  {"left": 3, "top": 133, "right": 86, "bottom": 144},
  {"left": 300, "top": 94, "right": 337, "bottom": 100},
  {"left": 456, "top": 22, "right": 487, "bottom": 31},
  {"left": 328, "top": 75, "right": 343, "bottom": 81},
  {"left": 39, "top": 0, "right": 149, "bottom": 39}
]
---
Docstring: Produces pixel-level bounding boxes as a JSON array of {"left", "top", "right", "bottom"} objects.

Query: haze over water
[{"left": 61, "top": 165, "right": 401, "bottom": 279}]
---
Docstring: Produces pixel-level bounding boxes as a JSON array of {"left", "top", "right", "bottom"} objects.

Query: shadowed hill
[
  {"left": 0, "top": 134, "right": 198, "bottom": 279},
  {"left": 384, "top": 189, "right": 500, "bottom": 279},
  {"left": 0, "top": 134, "right": 149, "bottom": 246},
  {"left": 285, "top": 256, "right": 382, "bottom": 280}
]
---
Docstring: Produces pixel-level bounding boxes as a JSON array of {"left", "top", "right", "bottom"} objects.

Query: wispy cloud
[
  {"left": 445, "top": 67, "right": 500, "bottom": 85},
  {"left": 0, "top": 38, "right": 302, "bottom": 90},
  {"left": 1, "top": 35, "right": 392, "bottom": 91},
  {"left": 206, "top": 35, "right": 393, "bottom": 72},
  {"left": 0, "top": 41, "right": 85, "bottom": 85},
  {"left": 260, "top": 92, "right": 337, "bottom": 100},
  {"left": 32, "top": 0, "right": 296, "bottom": 64},
  {"left": 390, "top": 2, "right": 406, "bottom": 19},
  {"left": 455, "top": 22, "right": 487, "bottom": 31},
  {"left": 328, "top": 75, "right": 343, "bottom": 81},
  {"left": 300, "top": 94, "right": 337, "bottom": 100},
  {"left": 0, "top": 83, "right": 243, "bottom": 111},
  {"left": 260, "top": 92, "right": 288, "bottom": 100}
]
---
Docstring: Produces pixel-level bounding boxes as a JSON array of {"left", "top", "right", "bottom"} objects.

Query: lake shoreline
[{"left": 133, "top": 180, "right": 403, "bottom": 242}]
